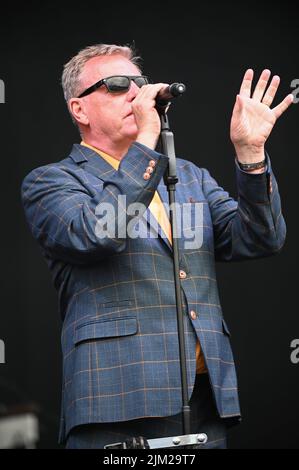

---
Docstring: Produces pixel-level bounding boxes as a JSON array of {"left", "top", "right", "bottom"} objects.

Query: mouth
[
  {"left": 125, "top": 110, "right": 134, "bottom": 118},
  {"left": 125, "top": 112, "right": 135, "bottom": 119}
]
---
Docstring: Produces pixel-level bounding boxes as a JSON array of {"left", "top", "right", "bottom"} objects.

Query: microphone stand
[
  {"left": 105, "top": 93, "right": 208, "bottom": 450},
  {"left": 159, "top": 103, "right": 192, "bottom": 437}
]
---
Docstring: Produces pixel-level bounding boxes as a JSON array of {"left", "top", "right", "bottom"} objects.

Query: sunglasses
[{"left": 78, "top": 75, "right": 149, "bottom": 98}]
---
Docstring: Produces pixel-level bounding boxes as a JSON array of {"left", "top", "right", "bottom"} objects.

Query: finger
[
  {"left": 239, "top": 69, "right": 254, "bottom": 97},
  {"left": 234, "top": 94, "right": 244, "bottom": 114},
  {"left": 262, "top": 75, "right": 280, "bottom": 107},
  {"left": 252, "top": 69, "right": 271, "bottom": 101},
  {"left": 138, "top": 83, "right": 169, "bottom": 99},
  {"left": 272, "top": 94, "right": 294, "bottom": 119}
]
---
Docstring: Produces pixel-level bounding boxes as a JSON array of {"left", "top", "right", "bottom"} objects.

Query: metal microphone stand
[{"left": 105, "top": 89, "right": 208, "bottom": 450}]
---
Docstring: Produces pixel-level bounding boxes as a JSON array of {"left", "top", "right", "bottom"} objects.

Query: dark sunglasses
[{"left": 78, "top": 75, "right": 149, "bottom": 98}]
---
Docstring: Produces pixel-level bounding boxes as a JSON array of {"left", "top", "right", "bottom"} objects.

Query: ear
[{"left": 69, "top": 98, "right": 89, "bottom": 126}]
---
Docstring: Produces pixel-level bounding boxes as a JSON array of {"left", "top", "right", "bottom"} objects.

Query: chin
[{"left": 124, "top": 126, "right": 138, "bottom": 141}]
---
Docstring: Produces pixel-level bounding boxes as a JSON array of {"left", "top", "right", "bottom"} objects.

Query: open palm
[{"left": 230, "top": 69, "right": 293, "bottom": 150}]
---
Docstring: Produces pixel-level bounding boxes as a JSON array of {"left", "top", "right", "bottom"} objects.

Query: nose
[{"left": 126, "top": 80, "right": 140, "bottom": 101}]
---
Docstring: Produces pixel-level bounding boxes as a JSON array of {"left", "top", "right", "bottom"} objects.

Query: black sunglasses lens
[
  {"left": 106, "top": 76, "right": 148, "bottom": 92},
  {"left": 133, "top": 77, "right": 148, "bottom": 88},
  {"left": 106, "top": 76, "right": 130, "bottom": 92}
]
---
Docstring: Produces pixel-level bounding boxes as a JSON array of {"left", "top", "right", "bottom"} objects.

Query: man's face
[{"left": 77, "top": 54, "right": 143, "bottom": 146}]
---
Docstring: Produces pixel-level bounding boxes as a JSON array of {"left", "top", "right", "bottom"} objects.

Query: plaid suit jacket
[{"left": 21, "top": 142, "right": 286, "bottom": 442}]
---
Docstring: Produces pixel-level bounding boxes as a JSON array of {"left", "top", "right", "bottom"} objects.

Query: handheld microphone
[{"left": 155, "top": 83, "right": 186, "bottom": 107}]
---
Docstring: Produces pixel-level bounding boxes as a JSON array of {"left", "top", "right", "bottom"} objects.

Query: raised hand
[{"left": 230, "top": 69, "right": 294, "bottom": 163}]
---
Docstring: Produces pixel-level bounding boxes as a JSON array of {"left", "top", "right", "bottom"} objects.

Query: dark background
[{"left": 0, "top": 0, "right": 298, "bottom": 449}]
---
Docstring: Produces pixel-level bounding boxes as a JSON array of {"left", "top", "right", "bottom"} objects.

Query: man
[{"left": 21, "top": 44, "right": 293, "bottom": 449}]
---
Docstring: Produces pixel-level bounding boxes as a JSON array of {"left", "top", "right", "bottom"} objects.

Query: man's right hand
[{"left": 133, "top": 83, "right": 169, "bottom": 150}]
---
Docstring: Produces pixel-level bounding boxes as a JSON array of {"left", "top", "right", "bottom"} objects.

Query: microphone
[{"left": 155, "top": 83, "right": 186, "bottom": 107}]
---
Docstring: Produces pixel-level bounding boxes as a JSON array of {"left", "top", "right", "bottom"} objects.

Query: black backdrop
[{"left": 0, "top": 0, "right": 298, "bottom": 449}]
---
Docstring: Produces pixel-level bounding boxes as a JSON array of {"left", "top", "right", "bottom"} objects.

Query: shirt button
[
  {"left": 143, "top": 172, "right": 151, "bottom": 181},
  {"left": 146, "top": 166, "right": 154, "bottom": 174},
  {"left": 190, "top": 310, "right": 197, "bottom": 320},
  {"left": 149, "top": 160, "right": 156, "bottom": 168},
  {"left": 179, "top": 270, "right": 187, "bottom": 279}
]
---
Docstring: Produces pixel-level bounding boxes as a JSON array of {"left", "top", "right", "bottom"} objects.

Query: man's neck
[{"left": 81, "top": 135, "right": 133, "bottom": 161}]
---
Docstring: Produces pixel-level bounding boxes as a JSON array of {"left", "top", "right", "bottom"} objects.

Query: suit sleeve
[
  {"left": 21, "top": 142, "right": 169, "bottom": 265},
  {"left": 201, "top": 155, "right": 286, "bottom": 261}
]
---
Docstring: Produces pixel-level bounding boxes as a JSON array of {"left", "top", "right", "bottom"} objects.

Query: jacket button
[
  {"left": 146, "top": 166, "right": 154, "bottom": 174},
  {"left": 143, "top": 173, "right": 151, "bottom": 180},
  {"left": 190, "top": 310, "right": 197, "bottom": 320},
  {"left": 149, "top": 160, "right": 156, "bottom": 168},
  {"left": 179, "top": 270, "right": 187, "bottom": 279}
]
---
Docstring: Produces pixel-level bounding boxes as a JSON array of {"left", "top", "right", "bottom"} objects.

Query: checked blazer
[{"left": 21, "top": 142, "right": 286, "bottom": 442}]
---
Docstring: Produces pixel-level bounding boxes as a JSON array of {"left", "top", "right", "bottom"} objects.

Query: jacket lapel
[{"left": 69, "top": 143, "right": 116, "bottom": 178}]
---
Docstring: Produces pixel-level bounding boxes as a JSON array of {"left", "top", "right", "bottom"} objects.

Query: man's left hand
[{"left": 230, "top": 69, "right": 294, "bottom": 163}]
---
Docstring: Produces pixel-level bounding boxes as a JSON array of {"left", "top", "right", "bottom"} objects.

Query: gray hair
[{"left": 62, "top": 43, "right": 142, "bottom": 106}]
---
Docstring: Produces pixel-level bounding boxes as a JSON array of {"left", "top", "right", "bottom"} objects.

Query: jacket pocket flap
[{"left": 74, "top": 317, "right": 138, "bottom": 344}]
